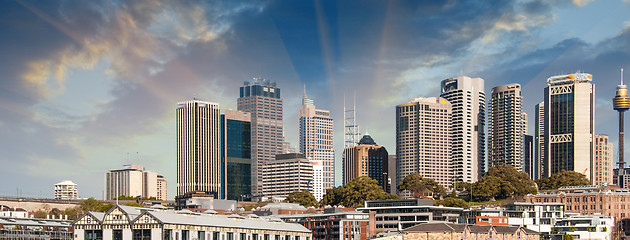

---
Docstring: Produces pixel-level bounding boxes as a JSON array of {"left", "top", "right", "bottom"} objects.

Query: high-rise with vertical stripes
[
  {"left": 238, "top": 78, "right": 283, "bottom": 197},
  {"left": 440, "top": 76, "right": 486, "bottom": 183},
  {"left": 299, "top": 90, "right": 334, "bottom": 195},
  {"left": 489, "top": 83, "right": 525, "bottom": 171},
  {"left": 176, "top": 100, "right": 221, "bottom": 197}
]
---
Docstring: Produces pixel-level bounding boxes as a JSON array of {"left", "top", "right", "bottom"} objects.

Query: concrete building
[
  {"left": 461, "top": 202, "right": 565, "bottom": 235},
  {"left": 593, "top": 135, "right": 613, "bottom": 185},
  {"left": 238, "top": 78, "right": 283, "bottom": 198},
  {"left": 440, "top": 76, "right": 486, "bottom": 182},
  {"left": 396, "top": 97, "right": 453, "bottom": 190},
  {"left": 524, "top": 135, "right": 535, "bottom": 179},
  {"left": 262, "top": 153, "right": 314, "bottom": 199},
  {"left": 489, "top": 83, "right": 525, "bottom": 171},
  {"left": 526, "top": 184, "right": 630, "bottom": 225},
  {"left": 156, "top": 175, "right": 166, "bottom": 201},
  {"left": 535, "top": 102, "right": 545, "bottom": 180},
  {"left": 358, "top": 199, "right": 463, "bottom": 232},
  {"left": 343, "top": 134, "right": 389, "bottom": 191},
  {"left": 543, "top": 73, "right": 594, "bottom": 180},
  {"left": 550, "top": 213, "right": 614, "bottom": 240},
  {"left": 176, "top": 99, "right": 221, "bottom": 197},
  {"left": 299, "top": 90, "right": 334, "bottom": 191},
  {"left": 105, "top": 165, "right": 165, "bottom": 200},
  {"left": 54, "top": 180, "right": 78, "bottom": 200},
  {"left": 387, "top": 155, "right": 397, "bottom": 195},
  {"left": 279, "top": 210, "right": 375, "bottom": 240},
  {"left": 221, "top": 110, "right": 252, "bottom": 201},
  {"left": 72, "top": 205, "right": 311, "bottom": 240}
]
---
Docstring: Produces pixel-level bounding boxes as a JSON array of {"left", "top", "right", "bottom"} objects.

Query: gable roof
[
  {"left": 403, "top": 223, "right": 466, "bottom": 233},
  {"left": 468, "top": 225, "right": 492, "bottom": 233},
  {"left": 493, "top": 226, "right": 521, "bottom": 234}
]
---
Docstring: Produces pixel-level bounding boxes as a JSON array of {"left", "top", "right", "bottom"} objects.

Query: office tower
[
  {"left": 543, "top": 73, "right": 594, "bottom": 180},
  {"left": 176, "top": 100, "right": 221, "bottom": 197},
  {"left": 523, "top": 135, "right": 535, "bottom": 179},
  {"left": 343, "top": 134, "right": 389, "bottom": 191},
  {"left": 387, "top": 155, "right": 397, "bottom": 195},
  {"left": 396, "top": 97, "right": 453, "bottom": 189},
  {"left": 221, "top": 110, "right": 252, "bottom": 201},
  {"left": 593, "top": 135, "right": 613, "bottom": 185},
  {"left": 237, "top": 78, "right": 283, "bottom": 197},
  {"left": 535, "top": 102, "right": 545, "bottom": 180},
  {"left": 104, "top": 164, "right": 165, "bottom": 200},
  {"left": 262, "top": 153, "right": 315, "bottom": 199},
  {"left": 299, "top": 90, "right": 335, "bottom": 190},
  {"left": 54, "top": 180, "right": 78, "bottom": 200},
  {"left": 489, "top": 84, "right": 524, "bottom": 171},
  {"left": 440, "top": 76, "right": 486, "bottom": 182},
  {"left": 156, "top": 175, "right": 167, "bottom": 200},
  {"left": 613, "top": 69, "right": 630, "bottom": 187}
]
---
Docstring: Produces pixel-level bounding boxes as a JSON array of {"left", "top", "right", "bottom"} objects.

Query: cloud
[{"left": 572, "top": 0, "right": 595, "bottom": 7}]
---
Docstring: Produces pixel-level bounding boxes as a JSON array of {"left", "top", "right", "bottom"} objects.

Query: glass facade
[{"left": 221, "top": 115, "right": 252, "bottom": 200}]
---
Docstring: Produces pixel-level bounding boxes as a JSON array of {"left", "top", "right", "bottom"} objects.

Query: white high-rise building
[
  {"left": 543, "top": 73, "right": 594, "bottom": 180},
  {"left": 157, "top": 175, "right": 167, "bottom": 201},
  {"left": 104, "top": 164, "right": 166, "bottom": 200},
  {"left": 176, "top": 100, "right": 221, "bottom": 197},
  {"left": 440, "top": 76, "right": 486, "bottom": 182},
  {"left": 238, "top": 79, "right": 283, "bottom": 197},
  {"left": 396, "top": 97, "right": 453, "bottom": 189},
  {"left": 535, "top": 102, "right": 545, "bottom": 180},
  {"left": 489, "top": 84, "right": 524, "bottom": 171},
  {"left": 54, "top": 180, "right": 78, "bottom": 200},
  {"left": 262, "top": 153, "right": 314, "bottom": 199},
  {"left": 299, "top": 90, "right": 334, "bottom": 190}
]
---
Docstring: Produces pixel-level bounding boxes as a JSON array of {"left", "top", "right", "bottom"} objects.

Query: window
[
  {"left": 182, "top": 230, "right": 189, "bottom": 240},
  {"left": 199, "top": 231, "right": 206, "bottom": 240}
]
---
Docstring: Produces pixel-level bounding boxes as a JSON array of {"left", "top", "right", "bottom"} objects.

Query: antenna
[{"left": 622, "top": 68, "right": 625, "bottom": 85}]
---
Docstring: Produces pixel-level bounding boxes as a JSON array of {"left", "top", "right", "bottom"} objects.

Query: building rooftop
[{"left": 55, "top": 180, "right": 77, "bottom": 186}]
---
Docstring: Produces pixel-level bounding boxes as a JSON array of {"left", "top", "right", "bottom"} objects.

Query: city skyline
[{"left": 2, "top": 1, "right": 630, "bottom": 199}]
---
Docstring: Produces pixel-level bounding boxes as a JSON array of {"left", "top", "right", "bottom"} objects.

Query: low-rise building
[
  {"left": 461, "top": 202, "right": 565, "bottom": 235},
  {"left": 401, "top": 222, "right": 539, "bottom": 240},
  {"left": 0, "top": 216, "right": 73, "bottom": 240},
  {"left": 253, "top": 203, "right": 308, "bottom": 216},
  {"left": 73, "top": 205, "right": 311, "bottom": 240},
  {"left": 279, "top": 210, "right": 375, "bottom": 240},
  {"left": 55, "top": 180, "right": 79, "bottom": 200},
  {"left": 526, "top": 184, "right": 630, "bottom": 224},
  {"left": 358, "top": 199, "right": 463, "bottom": 232},
  {"left": 550, "top": 213, "right": 614, "bottom": 240}
]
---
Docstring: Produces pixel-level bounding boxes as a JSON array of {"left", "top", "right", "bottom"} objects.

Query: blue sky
[{"left": 1, "top": 0, "right": 630, "bottom": 199}]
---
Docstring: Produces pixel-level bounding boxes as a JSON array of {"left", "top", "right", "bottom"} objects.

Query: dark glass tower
[{"left": 221, "top": 110, "right": 252, "bottom": 200}]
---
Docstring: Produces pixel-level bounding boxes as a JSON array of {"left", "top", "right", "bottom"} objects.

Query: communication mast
[{"left": 344, "top": 92, "right": 360, "bottom": 148}]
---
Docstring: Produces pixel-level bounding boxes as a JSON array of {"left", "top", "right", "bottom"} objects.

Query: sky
[{"left": 2, "top": 0, "right": 630, "bottom": 200}]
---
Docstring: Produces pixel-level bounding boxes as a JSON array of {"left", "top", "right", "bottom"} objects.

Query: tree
[
  {"left": 124, "top": 202, "right": 142, "bottom": 207},
  {"left": 62, "top": 206, "right": 83, "bottom": 220},
  {"left": 434, "top": 197, "right": 469, "bottom": 209},
  {"left": 80, "top": 198, "right": 103, "bottom": 212},
  {"left": 535, "top": 170, "right": 591, "bottom": 190},
  {"left": 32, "top": 210, "right": 47, "bottom": 219},
  {"left": 320, "top": 177, "right": 398, "bottom": 208},
  {"left": 285, "top": 190, "right": 318, "bottom": 207},
  {"left": 398, "top": 173, "right": 446, "bottom": 199},
  {"left": 485, "top": 164, "right": 537, "bottom": 198}
]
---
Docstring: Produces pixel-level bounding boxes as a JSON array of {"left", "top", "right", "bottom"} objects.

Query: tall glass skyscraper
[
  {"left": 543, "top": 73, "right": 594, "bottom": 179},
  {"left": 221, "top": 110, "right": 251, "bottom": 200},
  {"left": 440, "top": 76, "right": 486, "bottom": 183},
  {"left": 176, "top": 100, "right": 221, "bottom": 197},
  {"left": 237, "top": 78, "right": 283, "bottom": 197}
]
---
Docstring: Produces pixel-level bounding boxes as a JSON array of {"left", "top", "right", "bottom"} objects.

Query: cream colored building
[
  {"left": 593, "top": 135, "right": 613, "bottom": 185},
  {"left": 489, "top": 84, "right": 525, "bottom": 171},
  {"left": 105, "top": 164, "right": 167, "bottom": 200},
  {"left": 262, "top": 153, "right": 314, "bottom": 199},
  {"left": 396, "top": 97, "right": 453, "bottom": 189},
  {"left": 440, "top": 76, "right": 486, "bottom": 183},
  {"left": 156, "top": 175, "right": 167, "bottom": 201},
  {"left": 299, "top": 91, "right": 334, "bottom": 191},
  {"left": 176, "top": 100, "right": 220, "bottom": 197},
  {"left": 543, "top": 73, "right": 594, "bottom": 180},
  {"left": 54, "top": 180, "right": 78, "bottom": 200},
  {"left": 535, "top": 102, "right": 545, "bottom": 179}
]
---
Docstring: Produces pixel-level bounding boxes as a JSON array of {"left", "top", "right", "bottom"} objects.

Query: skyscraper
[
  {"left": 523, "top": 135, "right": 535, "bottom": 179},
  {"left": 593, "top": 134, "right": 613, "bottom": 185},
  {"left": 262, "top": 153, "right": 314, "bottom": 199},
  {"left": 613, "top": 69, "right": 630, "bottom": 187},
  {"left": 535, "top": 102, "right": 545, "bottom": 180},
  {"left": 489, "top": 84, "right": 524, "bottom": 171},
  {"left": 396, "top": 97, "right": 453, "bottom": 189},
  {"left": 221, "top": 110, "right": 251, "bottom": 201},
  {"left": 299, "top": 90, "right": 334, "bottom": 190},
  {"left": 176, "top": 100, "right": 221, "bottom": 197},
  {"left": 440, "top": 76, "right": 486, "bottom": 182},
  {"left": 343, "top": 134, "right": 389, "bottom": 191},
  {"left": 543, "top": 73, "right": 594, "bottom": 180},
  {"left": 237, "top": 78, "right": 283, "bottom": 197}
]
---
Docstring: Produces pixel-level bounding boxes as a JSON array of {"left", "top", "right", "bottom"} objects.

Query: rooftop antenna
[{"left": 622, "top": 68, "right": 625, "bottom": 85}]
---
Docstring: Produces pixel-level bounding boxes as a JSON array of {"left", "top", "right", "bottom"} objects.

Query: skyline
[{"left": 2, "top": 0, "right": 630, "bottom": 199}]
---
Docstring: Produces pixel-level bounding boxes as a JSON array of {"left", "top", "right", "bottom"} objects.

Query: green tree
[
  {"left": 61, "top": 206, "right": 83, "bottom": 220},
  {"left": 80, "top": 198, "right": 103, "bottom": 212},
  {"left": 485, "top": 164, "right": 537, "bottom": 198},
  {"left": 434, "top": 197, "right": 469, "bottom": 209},
  {"left": 398, "top": 173, "right": 446, "bottom": 199},
  {"left": 285, "top": 190, "right": 318, "bottom": 207},
  {"left": 535, "top": 170, "right": 591, "bottom": 190},
  {"left": 32, "top": 210, "right": 47, "bottom": 219},
  {"left": 471, "top": 176, "right": 502, "bottom": 201},
  {"left": 124, "top": 202, "right": 143, "bottom": 207},
  {"left": 320, "top": 177, "right": 398, "bottom": 208}
]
